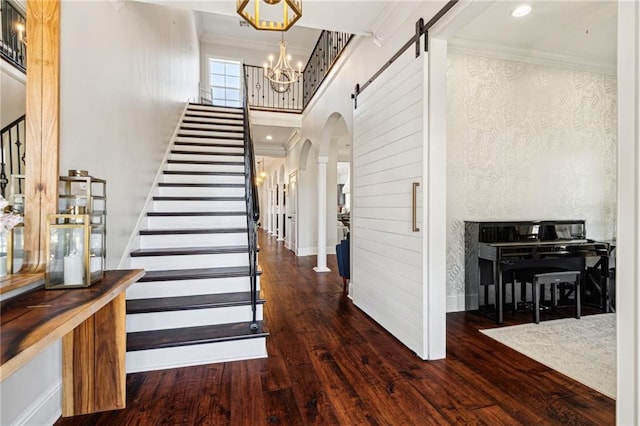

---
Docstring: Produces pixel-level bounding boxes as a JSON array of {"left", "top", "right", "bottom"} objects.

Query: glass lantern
[
  {"left": 6, "top": 222, "right": 24, "bottom": 274},
  {"left": 45, "top": 214, "right": 105, "bottom": 289}
]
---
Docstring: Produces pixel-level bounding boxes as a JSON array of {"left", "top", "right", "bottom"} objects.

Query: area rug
[{"left": 480, "top": 314, "right": 616, "bottom": 399}]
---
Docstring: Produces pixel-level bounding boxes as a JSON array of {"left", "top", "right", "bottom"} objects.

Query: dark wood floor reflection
[{"left": 56, "top": 230, "right": 615, "bottom": 425}]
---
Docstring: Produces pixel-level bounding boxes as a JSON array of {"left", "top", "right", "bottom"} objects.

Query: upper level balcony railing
[
  {"left": 0, "top": 0, "right": 26, "bottom": 73},
  {"left": 244, "top": 30, "right": 353, "bottom": 113}
]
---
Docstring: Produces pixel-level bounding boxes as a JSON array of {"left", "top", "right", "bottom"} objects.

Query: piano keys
[{"left": 464, "top": 220, "right": 611, "bottom": 324}]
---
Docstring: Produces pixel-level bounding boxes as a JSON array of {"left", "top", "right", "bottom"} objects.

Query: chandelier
[
  {"left": 264, "top": 34, "right": 302, "bottom": 93},
  {"left": 237, "top": 0, "right": 302, "bottom": 32}
]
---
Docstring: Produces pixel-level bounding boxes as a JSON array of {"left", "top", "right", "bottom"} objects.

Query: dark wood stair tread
[
  {"left": 187, "top": 104, "right": 243, "bottom": 111},
  {"left": 174, "top": 141, "right": 244, "bottom": 149},
  {"left": 138, "top": 266, "right": 261, "bottom": 282},
  {"left": 163, "top": 170, "right": 245, "bottom": 176},
  {"left": 131, "top": 245, "right": 248, "bottom": 257},
  {"left": 167, "top": 159, "right": 244, "bottom": 166},
  {"left": 180, "top": 126, "right": 243, "bottom": 133},
  {"left": 147, "top": 211, "right": 246, "bottom": 217},
  {"left": 171, "top": 150, "right": 244, "bottom": 157},
  {"left": 127, "top": 321, "right": 267, "bottom": 352},
  {"left": 157, "top": 182, "right": 245, "bottom": 188},
  {"left": 182, "top": 119, "right": 243, "bottom": 126},
  {"left": 140, "top": 228, "right": 247, "bottom": 235},
  {"left": 176, "top": 133, "right": 243, "bottom": 140},
  {"left": 127, "top": 291, "right": 264, "bottom": 314},
  {"left": 152, "top": 196, "right": 245, "bottom": 201}
]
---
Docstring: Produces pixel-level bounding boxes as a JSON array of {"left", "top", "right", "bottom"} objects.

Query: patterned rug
[{"left": 480, "top": 313, "right": 616, "bottom": 399}]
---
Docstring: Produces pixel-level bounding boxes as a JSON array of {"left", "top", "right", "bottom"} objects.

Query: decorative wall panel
[{"left": 446, "top": 53, "right": 617, "bottom": 309}]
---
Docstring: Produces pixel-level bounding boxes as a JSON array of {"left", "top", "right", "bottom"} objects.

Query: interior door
[{"left": 287, "top": 172, "right": 298, "bottom": 253}]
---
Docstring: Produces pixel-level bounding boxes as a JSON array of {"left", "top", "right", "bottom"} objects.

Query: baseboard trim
[
  {"left": 13, "top": 381, "right": 62, "bottom": 426},
  {"left": 446, "top": 295, "right": 466, "bottom": 313}
]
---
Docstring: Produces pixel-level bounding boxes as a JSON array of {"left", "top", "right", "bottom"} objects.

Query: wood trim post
[{"left": 24, "top": 0, "right": 60, "bottom": 272}]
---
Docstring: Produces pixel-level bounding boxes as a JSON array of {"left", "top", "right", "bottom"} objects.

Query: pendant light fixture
[
  {"left": 264, "top": 33, "right": 303, "bottom": 93},
  {"left": 237, "top": 0, "right": 302, "bottom": 32}
]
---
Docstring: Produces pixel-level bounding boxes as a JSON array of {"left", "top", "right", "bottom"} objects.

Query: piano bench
[{"left": 516, "top": 270, "right": 581, "bottom": 324}]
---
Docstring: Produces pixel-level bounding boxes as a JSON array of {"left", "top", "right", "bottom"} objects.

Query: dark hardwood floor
[{"left": 56, "top": 230, "right": 615, "bottom": 425}]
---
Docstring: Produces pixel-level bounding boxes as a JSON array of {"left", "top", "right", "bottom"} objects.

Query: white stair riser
[
  {"left": 140, "top": 233, "right": 248, "bottom": 249},
  {"left": 130, "top": 252, "right": 249, "bottom": 271},
  {"left": 182, "top": 116, "right": 243, "bottom": 126},
  {"left": 187, "top": 105, "right": 243, "bottom": 114},
  {"left": 169, "top": 153, "right": 244, "bottom": 163},
  {"left": 157, "top": 186, "right": 245, "bottom": 197},
  {"left": 146, "top": 215, "right": 247, "bottom": 229},
  {"left": 126, "top": 337, "right": 267, "bottom": 373},
  {"left": 126, "top": 275, "right": 260, "bottom": 299},
  {"left": 172, "top": 145, "right": 244, "bottom": 154},
  {"left": 153, "top": 200, "right": 246, "bottom": 212},
  {"left": 179, "top": 129, "right": 243, "bottom": 139},
  {"left": 181, "top": 123, "right": 243, "bottom": 132},
  {"left": 126, "top": 305, "right": 263, "bottom": 332},
  {"left": 162, "top": 174, "right": 245, "bottom": 185},
  {"left": 174, "top": 136, "right": 244, "bottom": 146},
  {"left": 167, "top": 163, "right": 244, "bottom": 173}
]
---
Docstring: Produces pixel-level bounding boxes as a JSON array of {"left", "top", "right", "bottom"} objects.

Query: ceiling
[
  {"left": 449, "top": 1, "right": 617, "bottom": 72},
  {"left": 138, "top": 0, "right": 618, "bottom": 157}
]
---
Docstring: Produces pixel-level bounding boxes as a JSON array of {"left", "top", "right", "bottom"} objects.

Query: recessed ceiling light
[
  {"left": 266, "top": 135, "right": 273, "bottom": 141},
  {"left": 512, "top": 5, "right": 531, "bottom": 17}
]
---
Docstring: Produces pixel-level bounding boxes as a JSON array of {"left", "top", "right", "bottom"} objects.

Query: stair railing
[
  {"left": 1, "top": 0, "right": 27, "bottom": 73},
  {"left": 242, "top": 74, "right": 260, "bottom": 332},
  {"left": 0, "top": 114, "right": 26, "bottom": 197}
]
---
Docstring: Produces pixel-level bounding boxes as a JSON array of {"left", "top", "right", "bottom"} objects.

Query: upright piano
[{"left": 464, "top": 220, "right": 610, "bottom": 323}]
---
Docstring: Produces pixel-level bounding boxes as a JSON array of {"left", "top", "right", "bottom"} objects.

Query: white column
[
  {"left": 423, "top": 38, "right": 447, "bottom": 360},
  {"left": 265, "top": 187, "right": 272, "bottom": 234},
  {"left": 277, "top": 183, "right": 285, "bottom": 241},
  {"left": 269, "top": 187, "right": 275, "bottom": 236},
  {"left": 617, "top": 2, "right": 640, "bottom": 423},
  {"left": 314, "top": 156, "right": 330, "bottom": 272}
]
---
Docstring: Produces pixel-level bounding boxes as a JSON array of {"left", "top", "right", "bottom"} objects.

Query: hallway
[{"left": 56, "top": 230, "right": 614, "bottom": 425}]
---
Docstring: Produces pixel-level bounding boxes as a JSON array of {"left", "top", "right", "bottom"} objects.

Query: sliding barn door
[{"left": 352, "top": 49, "right": 426, "bottom": 356}]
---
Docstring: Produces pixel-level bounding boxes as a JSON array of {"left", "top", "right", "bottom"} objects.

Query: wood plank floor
[{"left": 56, "top": 230, "right": 615, "bottom": 425}]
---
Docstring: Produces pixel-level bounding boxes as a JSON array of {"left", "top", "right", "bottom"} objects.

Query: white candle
[
  {"left": 64, "top": 255, "right": 84, "bottom": 285},
  {"left": 0, "top": 255, "right": 7, "bottom": 277}
]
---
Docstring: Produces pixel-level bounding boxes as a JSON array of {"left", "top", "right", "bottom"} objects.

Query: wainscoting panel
[{"left": 352, "top": 49, "right": 425, "bottom": 356}]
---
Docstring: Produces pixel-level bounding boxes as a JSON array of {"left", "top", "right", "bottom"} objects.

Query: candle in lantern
[{"left": 64, "top": 254, "right": 84, "bottom": 285}]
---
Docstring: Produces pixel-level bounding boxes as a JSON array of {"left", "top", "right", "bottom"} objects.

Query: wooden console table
[{"left": 0, "top": 269, "right": 144, "bottom": 417}]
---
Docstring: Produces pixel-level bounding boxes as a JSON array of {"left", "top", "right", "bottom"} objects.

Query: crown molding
[
  {"left": 254, "top": 142, "right": 286, "bottom": 158},
  {"left": 449, "top": 36, "right": 615, "bottom": 75}
]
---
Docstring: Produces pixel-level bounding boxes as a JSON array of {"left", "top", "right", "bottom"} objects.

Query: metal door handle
[{"left": 412, "top": 182, "right": 420, "bottom": 232}]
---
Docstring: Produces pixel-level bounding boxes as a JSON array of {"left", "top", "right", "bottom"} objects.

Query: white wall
[
  {"left": 60, "top": 1, "right": 200, "bottom": 269},
  {"left": 446, "top": 53, "right": 617, "bottom": 311},
  {"left": 1, "top": 61, "right": 26, "bottom": 127},
  {"left": 0, "top": 342, "right": 62, "bottom": 425}
]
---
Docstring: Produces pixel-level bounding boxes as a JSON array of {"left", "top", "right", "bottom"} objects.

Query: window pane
[
  {"left": 212, "top": 87, "right": 226, "bottom": 99},
  {"left": 226, "top": 76, "right": 240, "bottom": 89},
  {"left": 211, "top": 75, "right": 225, "bottom": 87},
  {"left": 226, "top": 88, "right": 240, "bottom": 101},
  {"left": 226, "top": 63, "right": 241, "bottom": 77},
  {"left": 211, "top": 61, "right": 225, "bottom": 74}
]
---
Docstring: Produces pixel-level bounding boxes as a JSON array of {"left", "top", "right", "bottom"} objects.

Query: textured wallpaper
[{"left": 446, "top": 53, "right": 617, "bottom": 309}]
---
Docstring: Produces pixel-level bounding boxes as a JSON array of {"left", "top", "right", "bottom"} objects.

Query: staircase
[{"left": 125, "top": 103, "right": 267, "bottom": 373}]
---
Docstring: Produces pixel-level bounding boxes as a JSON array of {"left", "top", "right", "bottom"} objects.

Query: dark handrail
[
  {"left": 352, "top": 0, "right": 458, "bottom": 107},
  {"left": 0, "top": 114, "right": 26, "bottom": 197},
  {"left": 302, "top": 30, "right": 353, "bottom": 108},
  {"left": 242, "top": 73, "right": 260, "bottom": 332},
  {"left": 0, "top": 0, "right": 27, "bottom": 73},
  {"left": 244, "top": 64, "right": 303, "bottom": 112},
  {"left": 242, "top": 30, "right": 353, "bottom": 113}
]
